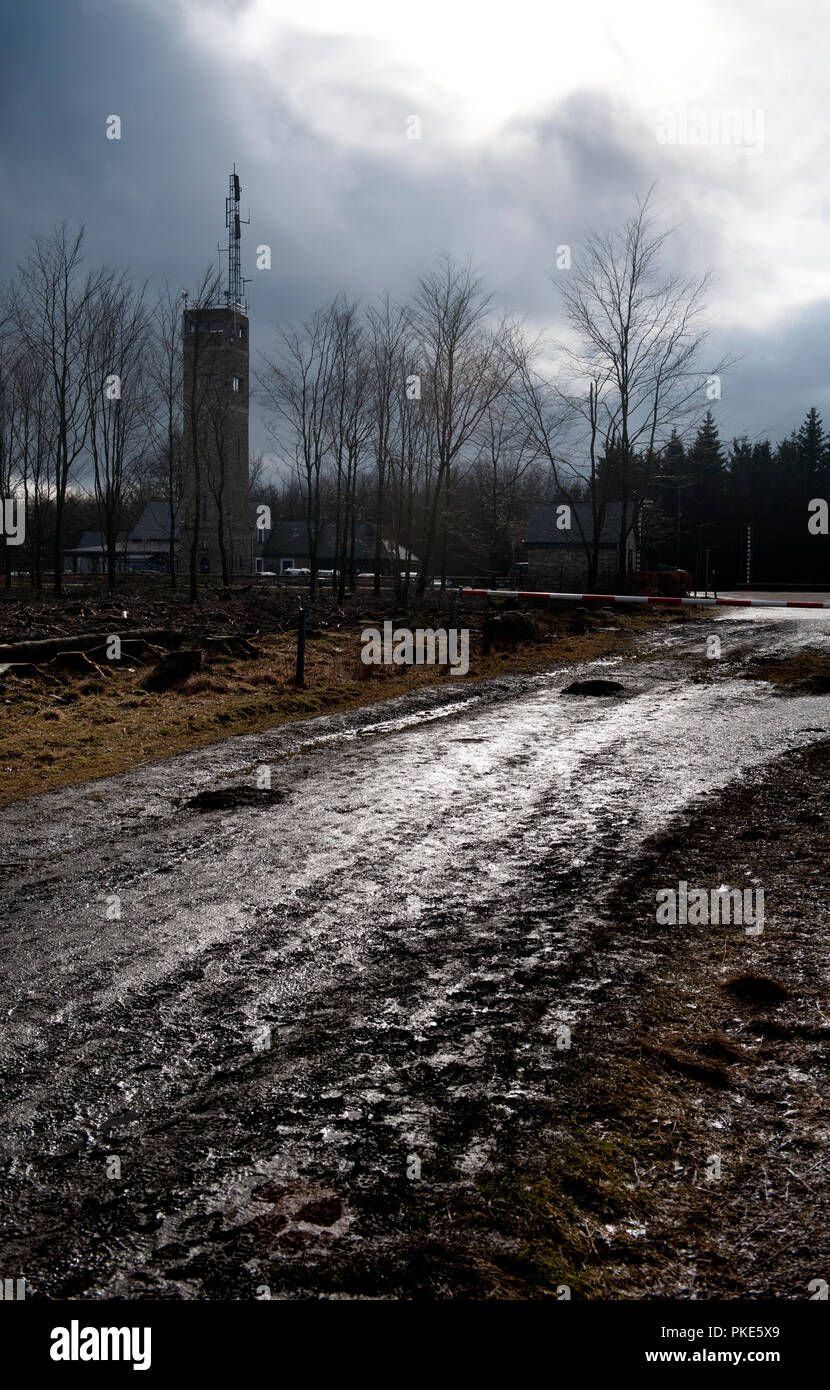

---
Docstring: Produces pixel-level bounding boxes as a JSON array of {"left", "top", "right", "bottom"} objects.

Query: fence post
[{"left": 295, "top": 596, "right": 307, "bottom": 686}]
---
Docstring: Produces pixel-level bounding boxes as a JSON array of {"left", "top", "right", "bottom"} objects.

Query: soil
[
  {"left": 356, "top": 738, "right": 830, "bottom": 1298},
  {"left": 0, "top": 584, "right": 687, "bottom": 806}
]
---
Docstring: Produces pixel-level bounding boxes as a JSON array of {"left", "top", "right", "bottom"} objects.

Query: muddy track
[{"left": 1, "top": 610, "right": 829, "bottom": 1298}]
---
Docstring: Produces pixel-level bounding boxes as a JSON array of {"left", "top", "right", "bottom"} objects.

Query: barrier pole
[{"left": 460, "top": 588, "right": 830, "bottom": 610}]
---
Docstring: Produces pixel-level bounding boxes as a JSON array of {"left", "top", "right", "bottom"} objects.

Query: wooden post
[{"left": 295, "top": 597, "right": 307, "bottom": 685}]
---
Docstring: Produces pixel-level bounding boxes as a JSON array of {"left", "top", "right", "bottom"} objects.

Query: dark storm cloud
[{"left": 0, "top": 0, "right": 823, "bottom": 460}]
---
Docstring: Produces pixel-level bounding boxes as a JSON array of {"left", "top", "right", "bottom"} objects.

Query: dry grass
[{"left": 0, "top": 608, "right": 686, "bottom": 806}]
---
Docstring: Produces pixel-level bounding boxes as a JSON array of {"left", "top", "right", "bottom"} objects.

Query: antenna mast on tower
[{"left": 225, "top": 165, "right": 250, "bottom": 312}]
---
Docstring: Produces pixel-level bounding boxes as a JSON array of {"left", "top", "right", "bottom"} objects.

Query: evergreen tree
[
  {"left": 796, "top": 407, "right": 826, "bottom": 480},
  {"left": 686, "top": 410, "right": 725, "bottom": 483}
]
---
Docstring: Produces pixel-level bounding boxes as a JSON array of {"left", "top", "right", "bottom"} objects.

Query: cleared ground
[{"left": 0, "top": 607, "right": 828, "bottom": 1297}]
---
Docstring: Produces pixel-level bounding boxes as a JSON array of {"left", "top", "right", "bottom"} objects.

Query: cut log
[{"left": 0, "top": 629, "right": 184, "bottom": 665}]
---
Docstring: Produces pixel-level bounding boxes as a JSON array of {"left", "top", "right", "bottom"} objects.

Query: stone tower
[{"left": 181, "top": 170, "right": 250, "bottom": 580}]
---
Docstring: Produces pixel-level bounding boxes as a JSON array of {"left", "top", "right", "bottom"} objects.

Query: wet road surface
[{"left": 1, "top": 609, "right": 829, "bottom": 1297}]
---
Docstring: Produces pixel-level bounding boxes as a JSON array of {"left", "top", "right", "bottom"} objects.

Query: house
[
  {"left": 65, "top": 505, "right": 419, "bottom": 578},
  {"left": 258, "top": 520, "right": 418, "bottom": 576},
  {"left": 64, "top": 502, "right": 182, "bottom": 575},
  {"left": 63, "top": 531, "right": 131, "bottom": 575},
  {"left": 525, "top": 500, "right": 638, "bottom": 591}
]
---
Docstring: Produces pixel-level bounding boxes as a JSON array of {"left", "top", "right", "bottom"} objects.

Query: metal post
[
  {"left": 295, "top": 596, "right": 307, "bottom": 685},
  {"left": 746, "top": 524, "right": 751, "bottom": 587},
  {"left": 449, "top": 587, "right": 459, "bottom": 631}
]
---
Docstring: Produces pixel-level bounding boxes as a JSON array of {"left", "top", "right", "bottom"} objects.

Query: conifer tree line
[{"left": 1, "top": 198, "right": 826, "bottom": 597}]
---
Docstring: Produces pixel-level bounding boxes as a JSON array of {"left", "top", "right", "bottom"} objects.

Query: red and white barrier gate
[{"left": 460, "top": 588, "right": 830, "bottom": 610}]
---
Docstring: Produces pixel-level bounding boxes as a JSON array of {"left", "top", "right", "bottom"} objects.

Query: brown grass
[{"left": 0, "top": 608, "right": 687, "bottom": 806}]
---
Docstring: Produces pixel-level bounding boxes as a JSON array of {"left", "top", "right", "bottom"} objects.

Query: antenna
[{"left": 225, "top": 164, "right": 250, "bottom": 313}]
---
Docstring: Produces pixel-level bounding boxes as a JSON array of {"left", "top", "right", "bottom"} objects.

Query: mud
[{"left": 0, "top": 607, "right": 828, "bottom": 1298}]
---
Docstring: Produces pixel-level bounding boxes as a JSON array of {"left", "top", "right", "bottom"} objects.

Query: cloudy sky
[{"left": 1, "top": 0, "right": 827, "bottom": 459}]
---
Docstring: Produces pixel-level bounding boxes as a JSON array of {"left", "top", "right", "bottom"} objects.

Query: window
[
  {"left": 256, "top": 557, "right": 264, "bottom": 574},
  {"left": 238, "top": 326, "right": 245, "bottom": 339},
  {"left": 232, "top": 376, "right": 241, "bottom": 392}
]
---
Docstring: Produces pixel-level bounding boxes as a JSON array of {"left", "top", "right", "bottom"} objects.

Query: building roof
[
  {"left": 261, "top": 519, "right": 418, "bottom": 565},
  {"left": 129, "top": 500, "right": 181, "bottom": 542},
  {"left": 525, "top": 501, "right": 631, "bottom": 547},
  {"left": 263, "top": 520, "right": 314, "bottom": 555},
  {"left": 67, "top": 530, "right": 131, "bottom": 554},
  {"left": 263, "top": 520, "right": 372, "bottom": 559}
]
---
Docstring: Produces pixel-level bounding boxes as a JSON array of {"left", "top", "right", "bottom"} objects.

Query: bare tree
[
  {"left": 258, "top": 305, "right": 338, "bottom": 597},
  {"left": 84, "top": 272, "right": 152, "bottom": 587},
  {"left": 3, "top": 343, "right": 55, "bottom": 590},
  {"left": 326, "top": 299, "right": 372, "bottom": 600},
  {"left": 0, "top": 318, "right": 16, "bottom": 589},
  {"left": 557, "top": 189, "right": 722, "bottom": 587},
  {"left": 12, "top": 224, "right": 107, "bottom": 593},
  {"left": 466, "top": 391, "right": 540, "bottom": 578},
  {"left": 366, "top": 295, "right": 409, "bottom": 595},
  {"left": 387, "top": 347, "right": 436, "bottom": 599},
  {"left": 146, "top": 281, "right": 184, "bottom": 586},
  {"left": 408, "top": 255, "right": 514, "bottom": 596},
  {"left": 509, "top": 337, "right": 611, "bottom": 589}
]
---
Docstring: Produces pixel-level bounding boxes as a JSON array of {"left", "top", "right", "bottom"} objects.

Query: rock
[
  {"left": 185, "top": 786, "right": 285, "bottom": 811},
  {"left": 722, "top": 974, "right": 790, "bottom": 1005},
  {"left": 561, "top": 678, "right": 626, "bottom": 696}
]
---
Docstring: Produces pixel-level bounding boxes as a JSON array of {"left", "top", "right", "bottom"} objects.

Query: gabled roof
[
  {"left": 525, "top": 501, "right": 631, "bottom": 546},
  {"left": 77, "top": 531, "right": 106, "bottom": 550},
  {"left": 70, "top": 530, "right": 130, "bottom": 552},
  {"left": 260, "top": 519, "right": 419, "bottom": 564},
  {"left": 130, "top": 500, "right": 181, "bottom": 542}
]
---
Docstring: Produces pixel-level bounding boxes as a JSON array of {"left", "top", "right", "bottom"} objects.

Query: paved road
[{"left": 1, "top": 609, "right": 828, "bottom": 1297}]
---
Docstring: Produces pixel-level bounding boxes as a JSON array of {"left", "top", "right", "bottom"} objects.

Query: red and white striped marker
[{"left": 460, "top": 588, "right": 830, "bottom": 610}]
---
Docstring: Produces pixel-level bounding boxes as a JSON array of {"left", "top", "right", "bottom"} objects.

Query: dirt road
[{"left": 1, "top": 608, "right": 828, "bottom": 1297}]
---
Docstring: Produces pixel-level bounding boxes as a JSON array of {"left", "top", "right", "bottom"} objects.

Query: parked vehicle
[{"left": 282, "top": 567, "right": 311, "bottom": 577}]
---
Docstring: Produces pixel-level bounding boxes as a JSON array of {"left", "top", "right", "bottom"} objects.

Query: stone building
[{"left": 525, "top": 500, "right": 637, "bottom": 592}]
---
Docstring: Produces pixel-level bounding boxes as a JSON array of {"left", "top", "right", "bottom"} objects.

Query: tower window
[{"left": 232, "top": 376, "right": 241, "bottom": 392}]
